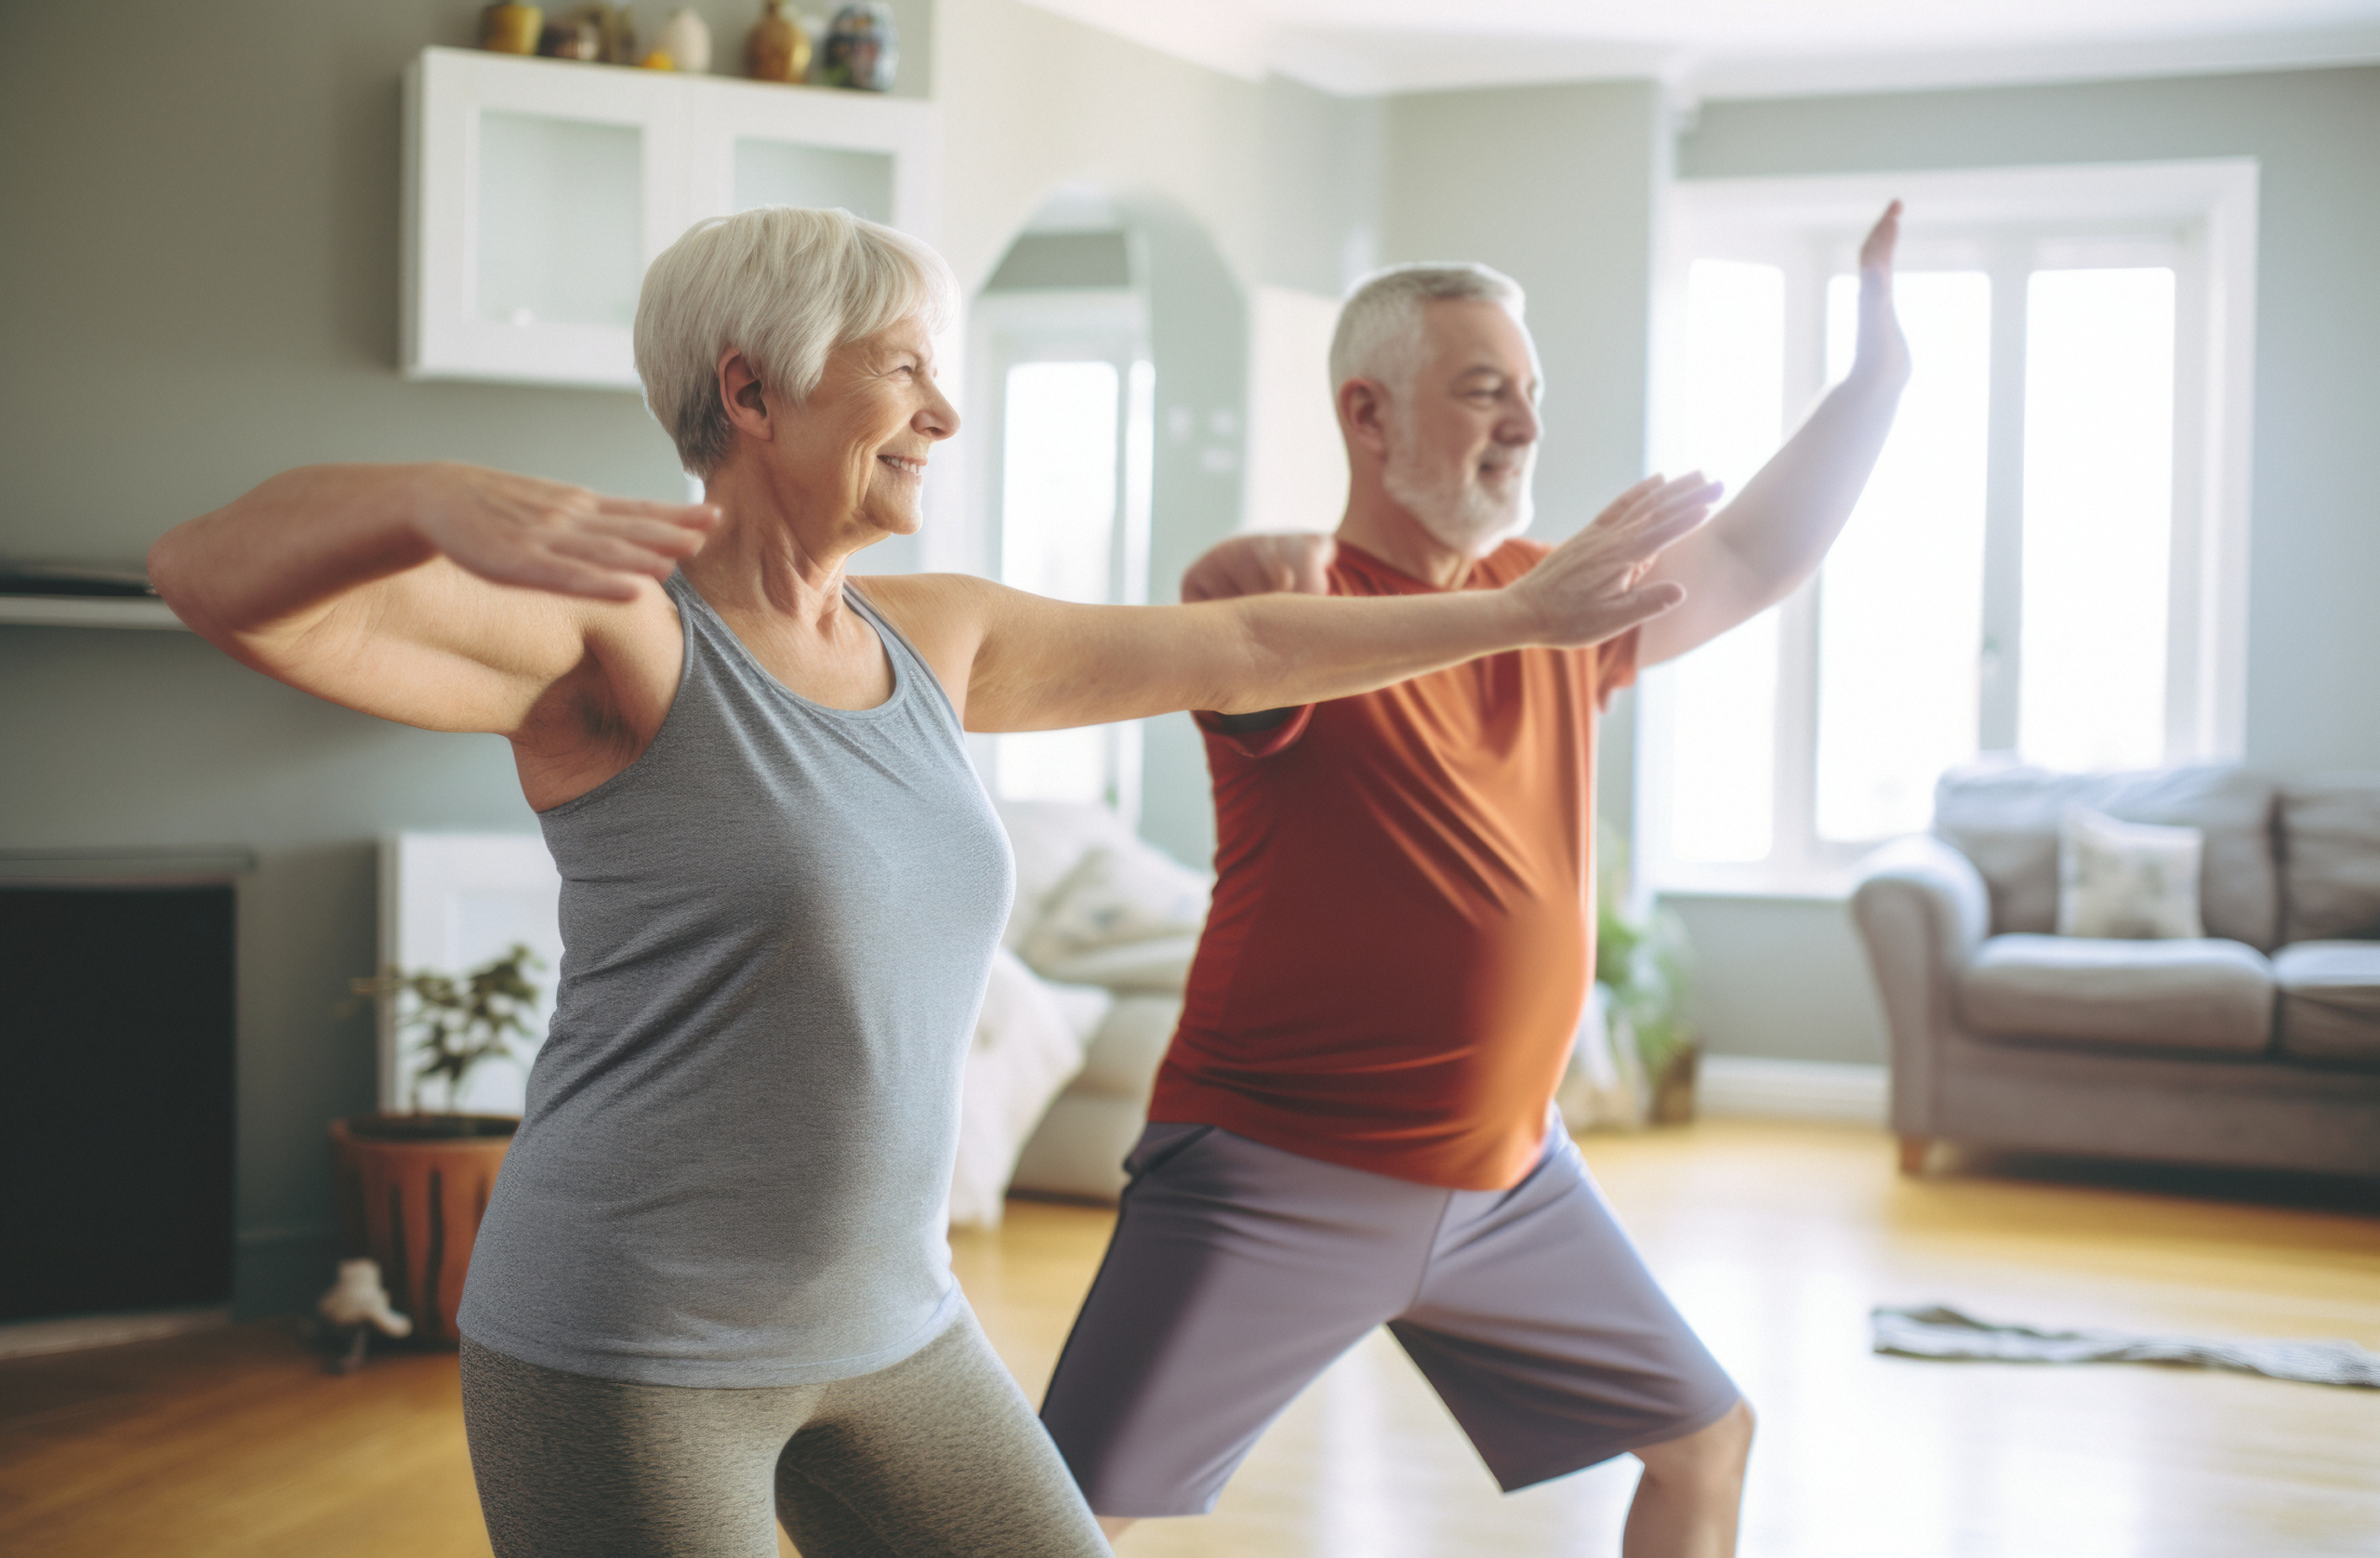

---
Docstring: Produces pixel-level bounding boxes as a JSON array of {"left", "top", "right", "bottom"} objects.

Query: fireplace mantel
[
  {"left": 0, "top": 849, "right": 256, "bottom": 887},
  {"left": 0, "top": 596, "right": 187, "bottom": 629}
]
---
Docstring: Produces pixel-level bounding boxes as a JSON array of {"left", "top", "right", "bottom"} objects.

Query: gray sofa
[{"left": 1849, "top": 765, "right": 2380, "bottom": 1178}]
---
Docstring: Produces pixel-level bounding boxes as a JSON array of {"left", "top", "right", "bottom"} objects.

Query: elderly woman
[{"left": 149, "top": 207, "right": 1712, "bottom": 1557}]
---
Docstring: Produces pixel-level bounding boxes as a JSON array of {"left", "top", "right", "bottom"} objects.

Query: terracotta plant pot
[{"left": 329, "top": 1115, "right": 516, "bottom": 1348}]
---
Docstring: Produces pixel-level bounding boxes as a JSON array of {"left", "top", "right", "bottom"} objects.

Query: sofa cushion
[
  {"left": 2273, "top": 941, "right": 2380, "bottom": 1067},
  {"left": 1073, "top": 994, "right": 1183, "bottom": 1099},
  {"left": 1933, "top": 764, "right": 2279, "bottom": 949},
  {"left": 2057, "top": 806, "right": 2203, "bottom": 939},
  {"left": 2278, "top": 778, "right": 2380, "bottom": 944},
  {"left": 1956, "top": 933, "right": 2274, "bottom": 1054},
  {"left": 992, "top": 799, "right": 1146, "bottom": 951},
  {"left": 1020, "top": 844, "right": 1210, "bottom": 973},
  {"left": 1032, "top": 933, "right": 1201, "bottom": 994}
]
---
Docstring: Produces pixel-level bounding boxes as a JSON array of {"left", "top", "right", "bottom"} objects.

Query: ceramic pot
[
  {"left": 747, "top": 1, "right": 813, "bottom": 84},
  {"left": 821, "top": 1, "right": 896, "bottom": 90},
  {"left": 329, "top": 1114, "right": 516, "bottom": 1348},
  {"left": 479, "top": 3, "right": 543, "bottom": 54},
  {"left": 657, "top": 7, "right": 713, "bottom": 73}
]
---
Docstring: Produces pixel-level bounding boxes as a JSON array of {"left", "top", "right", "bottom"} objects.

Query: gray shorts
[{"left": 1039, "top": 1120, "right": 1741, "bottom": 1517}]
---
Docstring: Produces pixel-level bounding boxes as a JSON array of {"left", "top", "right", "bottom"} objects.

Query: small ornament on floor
[{"left": 316, "top": 1259, "right": 414, "bottom": 1374}]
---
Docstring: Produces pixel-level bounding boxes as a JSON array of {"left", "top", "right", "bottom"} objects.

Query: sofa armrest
[{"left": 1849, "top": 835, "right": 1990, "bottom": 1137}]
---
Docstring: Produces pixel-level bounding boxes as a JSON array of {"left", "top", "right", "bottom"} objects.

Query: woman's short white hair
[
  {"left": 1329, "top": 262, "right": 1527, "bottom": 399},
  {"left": 635, "top": 206, "right": 959, "bottom": 476}
]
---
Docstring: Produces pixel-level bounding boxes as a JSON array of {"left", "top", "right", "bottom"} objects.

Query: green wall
[
  {"left": 1665, "top": 65, "right": 2380, "bottom": 1065},
  {"left": 1380, "top": 80, "right": 1669, "bottom": 836}
]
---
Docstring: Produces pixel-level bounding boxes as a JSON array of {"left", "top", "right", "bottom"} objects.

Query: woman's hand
[
  {"left": 410, "top": 463, "right": 721, "bottom": 602},
  {"left": 1508, "top": 473, "right": 1717, "bottom": 647},
  {"left": 150, "top": 461, "right": 719, "bottom": 740}
]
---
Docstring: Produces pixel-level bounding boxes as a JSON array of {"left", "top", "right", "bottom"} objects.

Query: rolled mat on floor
[{"left": 1871, "top": 1304, "right": 2380, "bottom": 1389}]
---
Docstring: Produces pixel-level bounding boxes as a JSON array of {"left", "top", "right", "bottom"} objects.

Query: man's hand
[
  {"left": 1182, "top": 532, "right": 1337, "bottom": 603},
  {"left": 1850, "top": 200, "right": 1911, "bottom": 393},
  {"left": 1509, "top": 473, "right": 1718, "bottom": 648}
]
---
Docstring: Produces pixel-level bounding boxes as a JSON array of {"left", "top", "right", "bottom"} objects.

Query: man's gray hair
[
  {"left": 635, "top": 206, "right": 959, "bottom": 477},
  {"left": 1328, "top": 262, "right": 1527, "bottom": 397}
]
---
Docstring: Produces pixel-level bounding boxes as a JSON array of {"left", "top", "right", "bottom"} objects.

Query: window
[
  {"left": 1642, "top": 162, "right": 2257, "bottom": 894},
  {"left": 968, "top": 278, "right": 1156, "bottom": 821}
]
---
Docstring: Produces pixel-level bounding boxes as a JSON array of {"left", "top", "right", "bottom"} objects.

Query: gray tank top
[{"left": 456, "top": 573, "right": 1013, "bottom": 1388}]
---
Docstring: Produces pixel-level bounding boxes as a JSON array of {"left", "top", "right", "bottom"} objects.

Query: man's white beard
[{"left": 1380, "top": 438, "right": 1535, "bottom": 558}]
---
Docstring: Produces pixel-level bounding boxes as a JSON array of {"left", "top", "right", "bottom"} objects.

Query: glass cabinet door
[{"left": 405, "top": 47, "right": 937, "bottom": 390}]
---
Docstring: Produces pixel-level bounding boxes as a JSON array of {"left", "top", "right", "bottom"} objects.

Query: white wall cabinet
[{"left": 403, "top": 46, "right": 939, "bottom": 390}]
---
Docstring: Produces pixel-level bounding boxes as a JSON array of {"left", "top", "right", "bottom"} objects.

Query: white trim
[
  {"left": 1699, "top": 1057, "right": 1887, "bottom": 1125},
  {"left": 0, "top": 596, "right": 188, "bottom": 630},
  {"left": 1678, "top": 26, "right": 2380, "bottom": 105},
  {"left": 0, "top": 1305, "right": 230, "bottom": 1362},
  {"left": 1011, "top": 1, "right": 2380, "bottom": 101}
]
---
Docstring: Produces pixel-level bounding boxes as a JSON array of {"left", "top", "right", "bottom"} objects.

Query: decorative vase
[
  {"left": 747, "top": 1, "right": 813, "bottom": 84},
  {"left": 820, "top": 2, "right": 896, "bottom": 91},
  {"left": 596, "top": 4, "right": 640, "bottom": 66},
  {"left": 479, "top": 3, "right": 543, "bottom": 54},
  {"left": 657, "top": 7, "right": 713, "bottom": 73},
  {"left": 329, "top": 1114, "right": 516, "bottom": 1348}
]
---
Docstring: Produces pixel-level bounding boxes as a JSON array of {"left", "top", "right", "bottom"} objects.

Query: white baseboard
[
  {"left": 0, "top": 1305, "right": 231, "bottom": 1362},
  {"left": 1699, "top": 1057, "right": 1888, "bottom": 1125}
]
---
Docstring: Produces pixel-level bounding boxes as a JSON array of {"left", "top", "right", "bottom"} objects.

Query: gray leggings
[{"left": 460, "top": 1312, "right": 1108, "bottom": 1557}]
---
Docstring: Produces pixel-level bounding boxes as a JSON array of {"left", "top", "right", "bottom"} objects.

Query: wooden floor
[{"left": 5, "top": 1121, "right": 2376, "bottom": 1556}]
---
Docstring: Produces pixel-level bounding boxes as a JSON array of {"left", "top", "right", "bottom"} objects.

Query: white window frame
[
  {"left": 1640, "top": 159, "right": 2258, "bottom": 898},
  {"left": 967, "top": 284, "right": 1157, "bottom": 824}
]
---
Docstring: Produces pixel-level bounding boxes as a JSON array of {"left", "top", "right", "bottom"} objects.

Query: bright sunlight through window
[
  {"left": 1665, "top": 260, "right": 1786, "bottom": 864},
  {"left": 997, "top": 360, "right": 1120, "bottom": 807},
  {"left": 2019, "top": 268, "right": 2177, "bottom": 772},
  {"left": 1816, "top": 271, "right": 1991, "bottom": 841}
]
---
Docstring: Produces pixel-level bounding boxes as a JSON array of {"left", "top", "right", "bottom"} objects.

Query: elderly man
[{"left": 1039, "top": 204, "right": 1908, "bottom": 1555}]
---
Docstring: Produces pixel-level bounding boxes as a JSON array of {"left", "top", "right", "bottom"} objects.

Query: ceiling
[{"left": 1019, "top": 0, "right": 2380, "bottom": 99}]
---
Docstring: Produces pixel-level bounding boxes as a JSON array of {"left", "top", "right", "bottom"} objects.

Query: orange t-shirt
[{"left": 1148, "top": 537, "right": 1637, "bottom": 1192}]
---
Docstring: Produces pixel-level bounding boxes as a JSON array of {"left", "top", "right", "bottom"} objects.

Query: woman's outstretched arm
[
  {"left": 866, "top": 474, "right": 1714, "bottom": 733},
  {"left": 148, "top": 463, "right": 720, "bottom": 733}
]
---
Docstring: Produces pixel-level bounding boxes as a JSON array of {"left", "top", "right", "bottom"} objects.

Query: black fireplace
[{"left": 0, "top": 852, "right": 245, "bottom": 1324}]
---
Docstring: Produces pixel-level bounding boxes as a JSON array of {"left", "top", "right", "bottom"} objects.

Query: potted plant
[
  {"left": 1593, "top": 832, "right": 1699, "bottom": 1125},
  {"left": 329, "top": 944, "right": 542, "bottom": 1345}
]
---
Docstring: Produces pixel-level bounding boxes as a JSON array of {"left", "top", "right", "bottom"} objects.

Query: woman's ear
[{"left": 718, "top": 350, "right": 774, "bottom": 442}]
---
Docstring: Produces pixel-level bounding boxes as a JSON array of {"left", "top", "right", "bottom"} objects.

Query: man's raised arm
[{"left": 1634, "top": 199, "right": 1911, "bottom": 667}]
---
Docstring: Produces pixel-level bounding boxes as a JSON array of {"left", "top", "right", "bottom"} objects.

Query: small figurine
[
  {"left": 821, "top": 2, "right": 897, "bottom": 91},
  {"left": 316, "top": 1258, "right": 413, "bottom": 1374},
  {"left": 537, "top": 10, "right": 602, "bottom": 59}
]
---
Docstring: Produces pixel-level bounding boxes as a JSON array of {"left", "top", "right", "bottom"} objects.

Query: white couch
[{"left": 947, "top": 801, "right": 1210, "bottom": 1226}]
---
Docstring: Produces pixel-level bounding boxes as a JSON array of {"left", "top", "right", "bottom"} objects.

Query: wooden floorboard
[{"left": 4, "top": 1121, "right": 2374, "bottom": 1556}]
